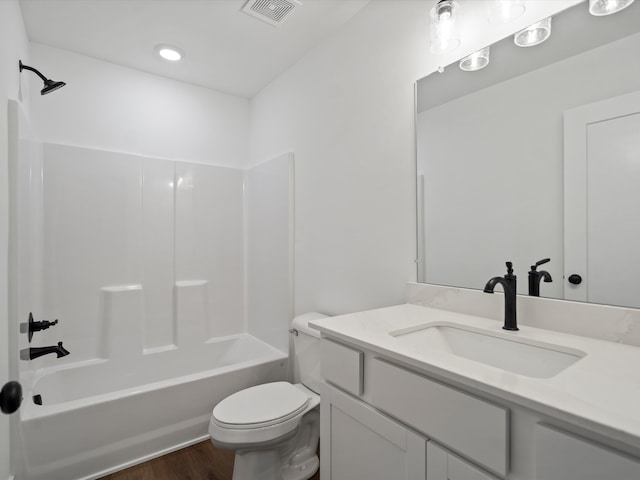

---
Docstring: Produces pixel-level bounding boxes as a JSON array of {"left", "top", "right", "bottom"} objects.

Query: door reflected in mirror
[{"left": 416, "top": 1, "right": 640, "bottom": 308}]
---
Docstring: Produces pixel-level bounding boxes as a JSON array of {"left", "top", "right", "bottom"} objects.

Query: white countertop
[{"left": 310, "top": 303, "right": 640, "bottom": 452}]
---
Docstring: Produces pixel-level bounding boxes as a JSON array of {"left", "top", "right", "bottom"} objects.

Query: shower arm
[{"left": 19, "top": 61, "right": 49, "bottom": 83}]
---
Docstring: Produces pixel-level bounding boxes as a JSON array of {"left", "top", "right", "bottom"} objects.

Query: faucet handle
[
  {"left": 505, "top": 261, "right": 513, "bottom": 275},
  {"left": 20, "top": 312, "right": 59, "bottom": 343},
  {"left": 531, "top": 258, "right": 550, "bottom": 270}
]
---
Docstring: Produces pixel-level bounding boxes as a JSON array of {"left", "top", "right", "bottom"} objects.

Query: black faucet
[
  {"left": 528, "top": 258, "right": 552, "bottom": 297},
  {"left": 484, "top": 261, "right": 518, "bottom": 331},
  {"left": 20, "top": 342, "right": 70, "bottom": 360}
]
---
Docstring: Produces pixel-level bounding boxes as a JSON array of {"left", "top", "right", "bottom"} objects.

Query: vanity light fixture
[
  {"left": 589, "top": 0, "right": 635, "bottom": 16},
  {"left": 430, "top": 0, "right": 461, "bottom": 54},
  {"left": 459, "top": 47, "right": 490, "bottom": 71},
  {"left": 155, "top": 44, "right": 183, "bottom": 62},
  {"left": 488, "top": 0, "right": 526, "bottom": 24},
  {"left": 514, "top": 17, "right": 552, "bottom": 47}
]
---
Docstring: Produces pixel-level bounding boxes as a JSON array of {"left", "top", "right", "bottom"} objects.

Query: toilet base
[
  {"left": 232, "top": 450, "right": 319, "bottom": 480},
  {"left": 281, "top": 454, "right": 319, "bottom": 480},
  {"left": 233, "top": 450, "right": 282, "bottom": 480},
  {"left": 230, "top": 409, "right": 320, "bottom": 480}
]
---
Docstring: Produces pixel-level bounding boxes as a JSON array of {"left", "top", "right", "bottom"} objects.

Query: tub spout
[{"left": 20, "top": 342, "right": 70, "bottom": 360}]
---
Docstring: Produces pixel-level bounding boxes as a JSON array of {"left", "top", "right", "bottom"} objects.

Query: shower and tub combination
[
  {"left": 19, "top": 335, "right": 287, "bottom": 480},
  {"left": 9, "top": 66, "right": 294, "bottom": 479}
]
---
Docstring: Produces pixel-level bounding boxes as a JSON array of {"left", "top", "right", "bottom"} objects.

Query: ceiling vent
[{"left": 241, "top": 0, "right": 302, "bottom": 27}]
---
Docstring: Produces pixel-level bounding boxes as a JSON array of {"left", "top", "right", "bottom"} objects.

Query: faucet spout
[
  {"left": 484, "top": 262, "right": 518, "bottom": 331},
  {"left": 20, "top": 342, "right": 70, "bottom": 361}
]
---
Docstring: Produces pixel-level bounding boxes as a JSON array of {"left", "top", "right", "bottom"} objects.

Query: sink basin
[{"left": 389, "top": 323, "right": 585, "bottom": 378}]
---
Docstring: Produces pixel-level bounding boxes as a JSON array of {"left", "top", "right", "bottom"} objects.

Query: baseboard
[{"left": 80, "top": 435, "right": 210, "bottom": 480}]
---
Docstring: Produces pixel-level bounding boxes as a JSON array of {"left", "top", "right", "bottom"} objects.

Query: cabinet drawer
[
  {"left": 370, "top": 358, "right": 508, "bottom": 477},
  {"left": 321, "top": 339, "right": 363, "bottom": 396},
  {"left": 535, "top": 424, "right": 640, "bottom": 480}
]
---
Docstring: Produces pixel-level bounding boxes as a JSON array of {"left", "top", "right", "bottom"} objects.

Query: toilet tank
[{"left": 291, "top": 312, "right": 327, "bottom": 394}]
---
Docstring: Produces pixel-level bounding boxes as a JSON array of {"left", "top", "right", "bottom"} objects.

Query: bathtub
[{"left": 18, "top": 334, "right": 288, "bottom": 480}]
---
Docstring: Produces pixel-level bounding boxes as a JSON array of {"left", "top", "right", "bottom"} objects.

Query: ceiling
[{"left": 19, "top": 0, "right": 370, "bottom": 98}]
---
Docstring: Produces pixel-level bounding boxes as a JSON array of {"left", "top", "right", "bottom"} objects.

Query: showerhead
[
  {"left": 41, "top": 79, "right": 66, "bottom": 95},
  {"left": 19, "top": 60, "right": 66, "bottom": 95}
]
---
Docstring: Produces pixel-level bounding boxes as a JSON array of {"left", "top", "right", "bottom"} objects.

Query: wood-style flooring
[{"left": 100, "top": 440, "right": 321, "bottom": 480}]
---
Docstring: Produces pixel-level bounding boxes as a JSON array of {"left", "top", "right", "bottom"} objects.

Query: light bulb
[{"left": 430, "top": 1, "right": 461, "bottom": 54}]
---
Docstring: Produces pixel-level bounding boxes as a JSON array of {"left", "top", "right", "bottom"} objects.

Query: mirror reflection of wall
[{"left": 416, "top": 1, "right": 640, "bottom": 307}]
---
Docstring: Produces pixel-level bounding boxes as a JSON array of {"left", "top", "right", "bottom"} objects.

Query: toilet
[{"left": 209, "top": 312, "right": 327, "bottom": 480}]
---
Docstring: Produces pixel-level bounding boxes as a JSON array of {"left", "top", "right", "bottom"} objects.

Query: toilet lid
[{"left": 213, "top": 382, "right": 309, "bottom": 429}]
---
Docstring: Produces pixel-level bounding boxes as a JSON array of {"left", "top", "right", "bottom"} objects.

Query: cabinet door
[
  {"left": 427, "top": 442, "right": 498, "bottom": 480},
  {"left": 535, "top": 424, "right": 640, "bottom": 480},
  {"left": 320, "top": 383, "right": 427, "bottom": 480}
]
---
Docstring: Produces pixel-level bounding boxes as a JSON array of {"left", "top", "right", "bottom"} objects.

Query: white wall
[
  {"left": 28, "top": 43, "right": 250, "bottom": 168},
  {"left": 0, "top": 1, "right": 29, "bottom": 478},
  {"left": 417, "top": 32, "right": 640, "bottom": 297},
  {"left": 249, "top": 0, "right": 579, "bottom": 316}
]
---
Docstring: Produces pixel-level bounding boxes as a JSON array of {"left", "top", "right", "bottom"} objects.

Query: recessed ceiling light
[{"left": 155, "top": 44, "right": 183, "bottom": 62}]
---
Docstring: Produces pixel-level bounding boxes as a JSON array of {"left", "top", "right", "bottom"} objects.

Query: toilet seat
[
  {"left": 209, "top": 383, "right": 319, "bottom": 449},
  {"left": 212, "top": 382, "right": 309, "bottom": 430}
]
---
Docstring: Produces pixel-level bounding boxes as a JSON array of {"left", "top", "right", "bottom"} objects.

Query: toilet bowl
[{"left": 208, "top": 313, "right": 327, "bottom": 480}]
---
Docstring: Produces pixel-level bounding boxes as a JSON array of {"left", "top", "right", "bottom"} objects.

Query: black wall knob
[
  {"left": 568, "top": 274, "right": 583, "bottom": 285},
  {"left": 1, "top": 381, "right": 22, "bottom": 414}
]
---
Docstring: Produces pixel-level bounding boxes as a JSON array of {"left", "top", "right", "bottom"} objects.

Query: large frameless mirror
[{"left": 416, "top": 1, "right": 640, "bottom": 308}]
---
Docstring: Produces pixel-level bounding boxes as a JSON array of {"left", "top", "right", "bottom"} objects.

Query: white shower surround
[
  {"left": 13, "top": 139, "right": 293, "bottom": 479},
  {"left": 21, "top": 142, "right": 247, "bottom": 365}
]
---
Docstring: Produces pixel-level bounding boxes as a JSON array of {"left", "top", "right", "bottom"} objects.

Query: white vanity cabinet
[
  {"left": 319, "top": 338, "right": 501, "bottom": 480},
  {"left": 313, "top": 303, "right": 640, "bottom": 480},
  {"left": 318, "top": 335, "right": 640, "bottom": 480},
  {"left": 320, "top": 382, "right": 427, "bottom": 480}
]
